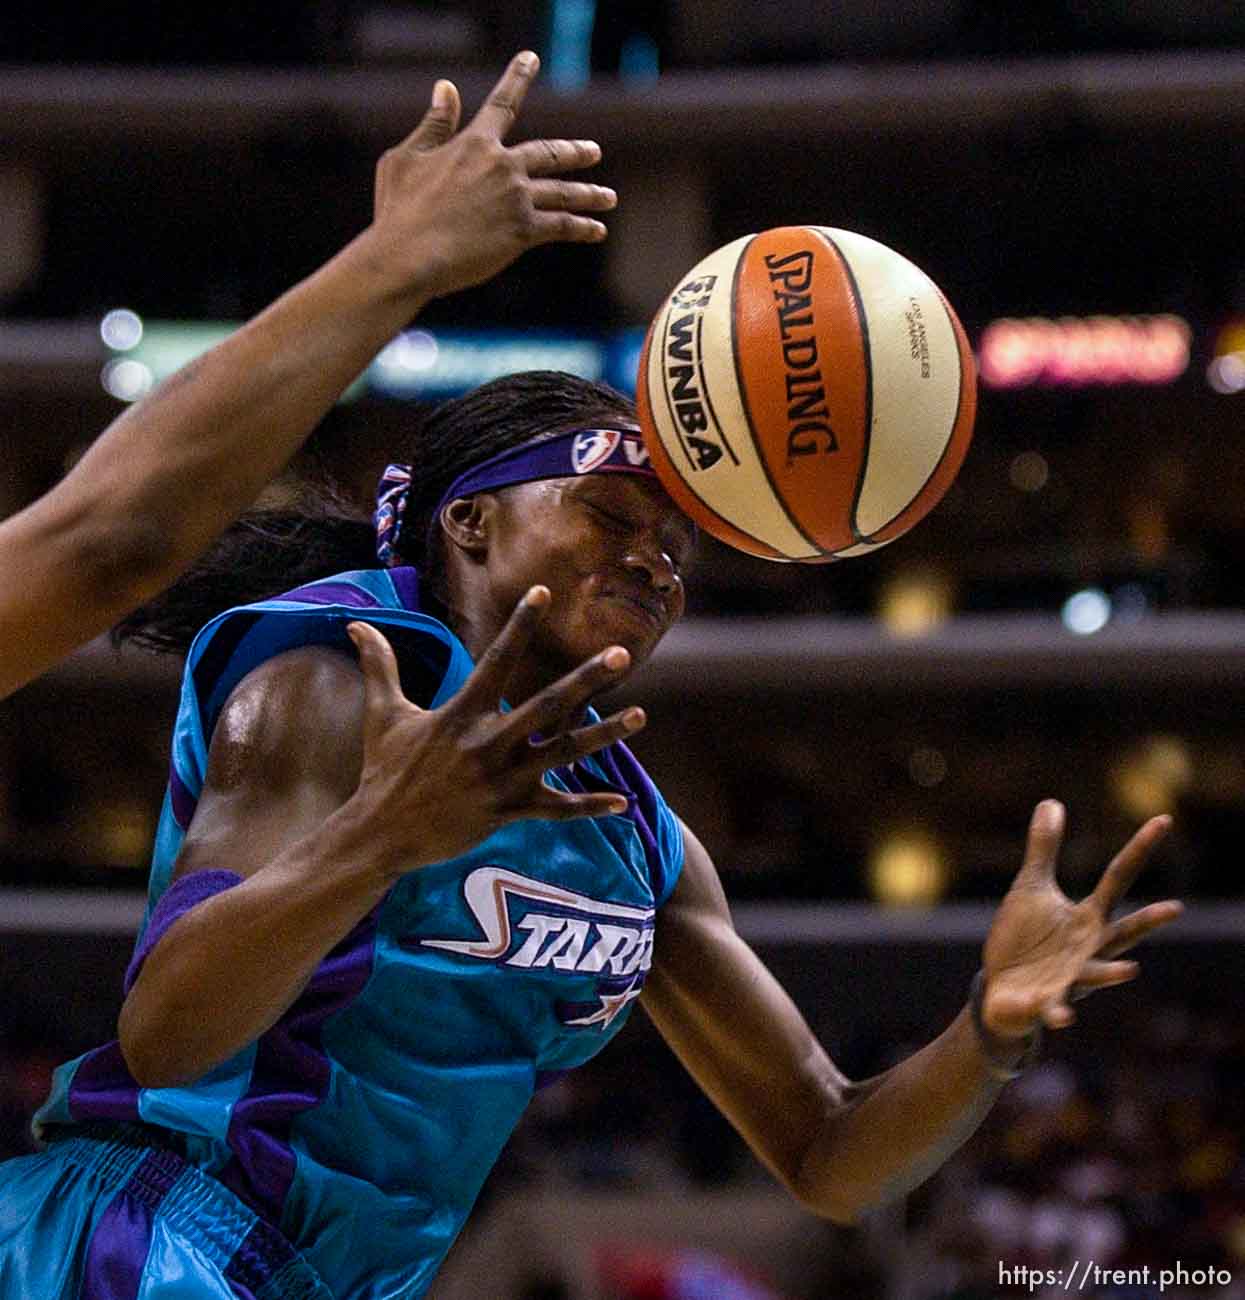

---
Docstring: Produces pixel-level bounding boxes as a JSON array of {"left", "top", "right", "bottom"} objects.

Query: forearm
[
  {"left": 796, "top": 1006, "right": 1005, "bottom": 1220},
  {"left": 0, "top": 228, "right": 429, "bottom": 697},
  {"left": 645, "top": 847, "right": 1005, "bottom": 1226},
  {"left": 657, "top": 815, "right": 1170, "bottom": 1228},
  {"left": 118, "top": 791, "right": 401, "bottom": 1088},
  {"left": 71, "top": 227, "right": 427, "bottom": 577}
]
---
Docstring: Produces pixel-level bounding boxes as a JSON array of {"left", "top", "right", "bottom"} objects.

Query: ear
[{"left": 438, "top": 495, "right": 494, "bottom": 560}]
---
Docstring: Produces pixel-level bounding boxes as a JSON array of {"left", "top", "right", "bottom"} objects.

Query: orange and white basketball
[{"left": 635, "top": 226, "right": 976, "bottom": 561}]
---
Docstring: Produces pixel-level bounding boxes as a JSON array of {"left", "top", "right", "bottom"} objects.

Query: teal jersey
[{"left": 35, "top": 568, "right": 685, "bottom": 1299}]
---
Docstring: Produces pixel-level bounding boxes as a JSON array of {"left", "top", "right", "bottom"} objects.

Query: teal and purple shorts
[{"left": 0, "top": 1126, "right": 330, "bottom": 1299}]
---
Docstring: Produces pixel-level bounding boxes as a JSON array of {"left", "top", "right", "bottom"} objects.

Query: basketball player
[
  {"left": 0, "top": 366, "right": 1182, "bottom": 1297},
  {"left": 0, "top": 50, "right": 614, "bottom": 701}
]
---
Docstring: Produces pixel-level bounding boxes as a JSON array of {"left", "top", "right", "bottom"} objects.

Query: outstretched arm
[
  {"left": 641, "top": 805, "right": 1180, "bottom": 1223},
  {"left": 0, "top": 51, "right": 615, "bottom": 699}
]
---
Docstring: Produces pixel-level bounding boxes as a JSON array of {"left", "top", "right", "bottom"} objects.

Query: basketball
[{"left": 635, "top": 226, "right": 977, "bottom": 561}]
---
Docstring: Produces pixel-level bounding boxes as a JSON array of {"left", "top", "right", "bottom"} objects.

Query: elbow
[
  {"left": 788, "top": 1174, "right": 872, "bottom": 1227},
  {"left": 117, "top": 1002, "right": 166, "bottom": 1089},
  {"left": 787, "top": 1126, "right": 918, "bottom": 1225},
  {"left": 824, "top": 1188, "right": 895, "bottom": 1226},
  {"left": 816, "top": 1197, "right": 869, "bottom": 1228},
  {"left": 785, "top": 1084, "right": 886, "bottom": 1225},
  {"left": 117, "top": 998, "right": 201, "bottom": 1091}
]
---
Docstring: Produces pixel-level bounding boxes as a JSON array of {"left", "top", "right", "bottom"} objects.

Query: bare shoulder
[
  {"left": 206, "top": 644, "right": 365, "bottom": 801},
  {"left": 168, "top": 646, "right": 366, "bottom": 884},
  {"left": 666, "top": 817, "right": 732, "bottom": 918}
]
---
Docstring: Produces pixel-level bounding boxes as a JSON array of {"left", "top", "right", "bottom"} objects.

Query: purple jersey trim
[
  {"left": 557, "top": 743, "right": 663, "bottom": 897},
  {"left": 168, "top": 763, "right": 199, "bottom": 831},
  {"left": 218, "top": 910, "right": 381, "bottom": 1222},
  {"left": 278, "top": 579, "right": 383, "bottom": 609},
  {"left": 67, "top": 1042, "right": 142, "bottom": 1125},
  {"left": 69, "top": 873, "right": 243, "bottom": 1126},
  {"left": 81, "top": 1148, "right": 181, "bottom": 1300},
  {"left": 125, "top": 870, "right": 244, "bottom": 995},
  {"left": 387, "top": 564, "right": 420, "bottom": 610},
  {"left": 594, "top": 741, "right": 664, "bottom": 885}
]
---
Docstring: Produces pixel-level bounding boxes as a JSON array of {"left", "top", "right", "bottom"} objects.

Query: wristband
[{"left": 969, "top": 970, "right": 1041, "bottom": 1082}]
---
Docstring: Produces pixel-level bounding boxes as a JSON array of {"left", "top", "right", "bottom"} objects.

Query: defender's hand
[{"left": 368, "top": 51, "right": 616, "bottom": 302}]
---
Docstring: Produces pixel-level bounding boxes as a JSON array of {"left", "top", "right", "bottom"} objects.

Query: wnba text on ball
[
  {"left": 764, "top": 249, "right": 839, "bottom": 460},
  {"left": 671, "top": 275, "right": 717, "bottom": 311},
  {"left": 662, "top": 294, "right": 735, "bottom": 472}
]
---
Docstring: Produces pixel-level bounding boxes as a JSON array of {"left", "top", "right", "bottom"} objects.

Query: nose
[{"left": 623, "top": 540, "right": 680, "bottom": 595}]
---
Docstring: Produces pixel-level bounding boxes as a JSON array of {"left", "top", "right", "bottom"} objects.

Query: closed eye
[
  {"left": 586, "top": 501, "right": 692, "bottom": 576},
  {"left": 587, "top": 502, "right": 634, "bottom": 535}
]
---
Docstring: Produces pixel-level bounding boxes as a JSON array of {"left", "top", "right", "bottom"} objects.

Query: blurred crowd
[{"left": 904, "top": 998, "right": 1245, "bottom": 1299}]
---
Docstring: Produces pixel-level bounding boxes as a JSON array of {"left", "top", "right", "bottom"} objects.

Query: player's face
[{"left": 481, "top": 472, "right": 695, "bottom": 677}]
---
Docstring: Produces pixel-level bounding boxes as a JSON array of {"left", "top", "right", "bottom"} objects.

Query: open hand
[
  {"left": 369, "top": 50, "right": 617, "bottom": 302},
  {"left": 980, "top": 800, "right": 1183, "bottom": 1040},
  {"left": 345, "top": 585, "right": 644, "bottom": 875}
]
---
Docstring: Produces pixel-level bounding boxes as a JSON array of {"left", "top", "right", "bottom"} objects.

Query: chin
[
  {"left": 564, "top": 622, "right": 663, "bottom": 675},
  {"left": 606, "top": 614, "right": 669, "bottom": 659}
]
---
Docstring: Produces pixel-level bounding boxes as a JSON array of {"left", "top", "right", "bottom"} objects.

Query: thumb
[
  {"left": 408, "top": 79, "right": 461, "bottom": 151},
  {"left": 346, "top": 621, "right": 410, "bottom": 733}
]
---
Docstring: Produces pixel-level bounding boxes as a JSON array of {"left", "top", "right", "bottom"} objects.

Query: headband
[{"left": 374, "top": 427, "right": 657, "bottom": 567}]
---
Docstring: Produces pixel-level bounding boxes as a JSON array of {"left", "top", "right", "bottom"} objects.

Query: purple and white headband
[{"left": 374, "top": 427, "right": 657, "bottom": 567}]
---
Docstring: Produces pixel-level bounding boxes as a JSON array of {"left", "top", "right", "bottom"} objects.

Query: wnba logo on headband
[
  {"left": 572, "top": 429, "right": 650, "bottom": 475},
  {"left": 375, "top": 428, "right": 658, "bottom": 567}
]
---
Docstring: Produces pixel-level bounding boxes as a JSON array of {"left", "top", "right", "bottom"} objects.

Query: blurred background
[{"left": 2, "top": 3, "right": 1245, "bottom": 1296}]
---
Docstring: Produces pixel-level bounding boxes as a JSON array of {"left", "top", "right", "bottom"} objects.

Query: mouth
[{"left": 602, "top": 589, "right": 668, "bottom": 631}]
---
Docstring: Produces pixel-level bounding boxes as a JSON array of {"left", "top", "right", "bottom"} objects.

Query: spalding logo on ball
[{"left": 635, "top": 226, "right": 976, "bottom": 562}]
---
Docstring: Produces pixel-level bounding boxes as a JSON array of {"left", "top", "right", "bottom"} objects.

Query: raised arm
[
  {"left": 0, "top": 52, "right": 615, "bottom": 699},
  {"left": 641, "top": 807, "right": 1181, "bottom": 1223}
]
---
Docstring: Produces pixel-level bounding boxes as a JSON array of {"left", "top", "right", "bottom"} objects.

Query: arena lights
[
  {"left": 99, "top": 317, "right": 236, "bottom": 402},
  {"left": 369, "top": 328, "right": 605, "bottom": 398},
  {"left": 867, "top": 827, "right": 948, "bottom": 907},
  {"left": 1061, "top": 588, "right": 1112, "bottom": 635},
  {"left": 99, "top": 308, "right": 143, "bottom": 352},
  {"left": 101, "top": 317, "right": 648, "bottom": 404},
  {"left": 100, "top": 314, "right": 1202, "bottom": 403},
  {"left": 877, "top": 569, "right": 954, "bottom": 637},
  {"left": 1207, "top": 316, "right": 1245, "bottom": 395},
  {"left": 99, "top": 308, "right": 153, "bottom": 400},
  {"left": 979, "top": 313, "right": 1190, "bottom": 389},
  {"left": 101, "top": 357, "right": 155, "bottom": 402},
  {"left": 1008, "top": 450, "right": 1050, "bottom": 493},
  {"left": 1110, "top": 735, "right": 1194, "bottom": 821}
]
